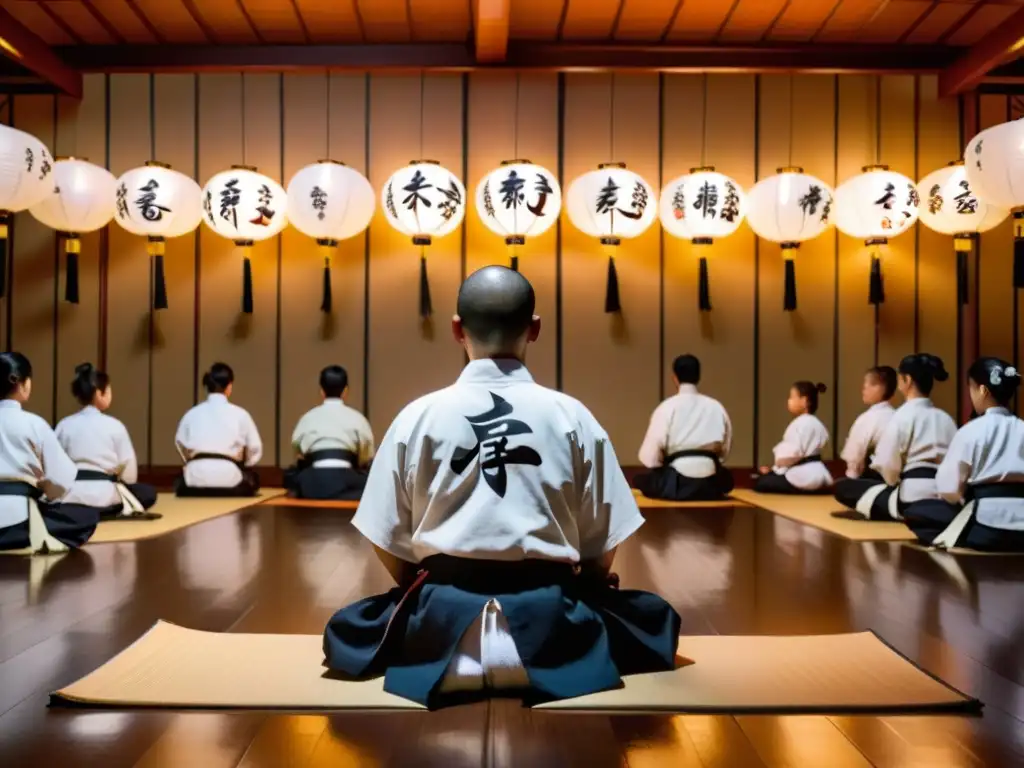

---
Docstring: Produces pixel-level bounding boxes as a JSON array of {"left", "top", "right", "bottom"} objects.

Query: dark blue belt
[
  {"left": 76, "top": 469, "right": 118, "bottom": 482},
  {"left": 794, "top": 454, "right": 822, "bottom": 466},
  {"left": 901, "top": 467, "right": 937, "bottom": 480},
  {"left": 664, "top": 449, "right": 719, "bottom": 464},
  {"left": 0, "top": 481, "right": 40, "bottom": 498},
  {"left": 968, "top": 482, "right": 1024, "bottom": 501}
]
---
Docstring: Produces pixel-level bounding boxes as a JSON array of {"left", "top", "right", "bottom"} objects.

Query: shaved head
[{"left": 456, "top": 266, "right": 536, "bottom": 350}]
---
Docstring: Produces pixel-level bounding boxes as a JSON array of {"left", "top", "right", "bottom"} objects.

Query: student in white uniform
[
  {"left": 323, "top": 266, "right": 679, "bottom": 709},
  {"left": 904, "top": 357, "right": 1024, "bottom": 552},
  {"left": 0, "top": 353, "right": 83, "bottom": 553},
  {"left": 633, "top": 354, "right": 733, "bottom": 501},
  {"left": 833, "top": 366, "right": 897, "bottom": 506},
  {"left": 174, "top": 362, "right": 262, "bottom": 497},
  {"left": 836, "top": 353, "right": 955, "bottom": 521},
  {"left": 54, "top": 363, "right": 159, "bottom": 521},
  {"left": 285, "top": 365, "right": 374, "bottom": 500},
  {"left": 753, "top": 381, "right": 833, "bottom": 494}
]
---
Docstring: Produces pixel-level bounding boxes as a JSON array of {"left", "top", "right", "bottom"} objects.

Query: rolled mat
[
  {"left": 730, "top": 489, "right": 917, "bottom": 541},
  {"left": 50, "top": 621, "right": 979, "bottom": 714}
]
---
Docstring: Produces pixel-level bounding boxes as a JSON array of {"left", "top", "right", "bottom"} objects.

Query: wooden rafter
[
  {"left": 475, "top": 0, "right": 510, "bottom": 63},
  {"left": 939, "top": 6, "right": 1024, "bottom": 97},
  {"left": 0, "top": 7, "right": 81, "bottom": 97}
]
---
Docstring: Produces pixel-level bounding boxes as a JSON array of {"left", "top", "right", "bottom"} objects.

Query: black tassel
[
  {"left": 869, "top": 255, "right": 885, "bottom": 305},
  {"left": 783, "top": 258, "right": 797, "bottom": 312},
  {"left": 153, "top": 254, "right": 168, "bottom": 310},
  {"left": 0, "top": 233, "right": 7, "bottom": 299},
  {"left": 419, "top": 255, "right": 432, "bottom": 319},
  {"left": 64, "top": 251, "right": 79, "bottom": 304},
  {"left": 321, "top": 260, "right": 332, "bottom": 313},
  {"left": 698, "top": 256, "right": 711, "bottom": 312},
  {"left": 242, "top": 256, "right": 253, "bottom": 314},
  {"left": 1014, "top": 235, "right": 1024, "bottom": 288},
  {"left": 956, "top": 249, "right": 969, "bottom": 306},
  {"left": 510, "top": 255, "right": 519, "bottom": 272},
  {"left": 604, "top": 256, "right": 621, "bottom": 313}
]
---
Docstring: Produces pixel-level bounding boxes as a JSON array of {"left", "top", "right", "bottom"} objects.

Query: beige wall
[{"left": 0, "top": 73, "right": 986, "bottom": 467}]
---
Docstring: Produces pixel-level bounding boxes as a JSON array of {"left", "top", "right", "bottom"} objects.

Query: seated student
[
  {"left": 904, "top": 358, "right": 1024, "bottom": 552},
  {"left": 753, "top": 381, "right": 832, "bottom": 494},
  {"left": 633, "top": 354, "right": 733, "bottom": 501},
  {"left": 323, "top": 266, "right": 680, "bottom": 709},
  {"left": 285, "top": 365, "right": 375, "bottom": 500},
  {"left": 0, "top": 353, "right": 83, "bottom": 554},
  {"left": 838, "top": 366, "right": 897, "bottom": 482},
  {"left": 174, "top": 363, "right": 263, "bottom": 497},
  {"left": 54, "top": 363, "right": 159, "bottom": 521},
  {"left": 835, "top": 354, "right": 955, "bottom": 521}
]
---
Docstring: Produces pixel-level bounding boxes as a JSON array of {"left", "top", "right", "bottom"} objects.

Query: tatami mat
[
  {"left": 266, "top": 491, "right": 747, "bottom": 511},
  {"left": 730, "top": 489, "right": 918, "bottom": 541},
  {"left": 51, "top": 620, "right": 978, "bottom": 714}
]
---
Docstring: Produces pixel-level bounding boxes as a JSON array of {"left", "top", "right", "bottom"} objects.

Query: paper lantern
[
  {"left": 115, "top": 162, "right": 204, "bottom": 310},
  {"left": 382, "top": 160, "right": 466, "bottom": 318},
  {"left": 201, "top": 166, "right": 287, "bottom": 314},
  {"left": 566, "top": 163, "right": 656, "bottom": 312},
  {"left": 658, "top": 167, "right": 746, "bottom": 312},
  {"left": 746, "top": 168, "right": 833, "bottom": 312},
  {"left": 286, "top": 160, "right": 375, "bottom": 313},
  {"left": 29, "top": 158, "right": 116, "bottom": 305},
  {"left": 834, "top": 165, "right": 919, "bottom": 305},
  {"left": 0, "top": 123, "right": 57, "bottom": 298},
  {"left": 475, "top": 160, "right": 561, "bottom": 270}
]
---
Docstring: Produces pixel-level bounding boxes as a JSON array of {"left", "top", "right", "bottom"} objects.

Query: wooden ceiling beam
[
  {"left": 939, "top": 6, "right": 1024, "bottom": 97},
  {"left": 0, "top": 7, "right": 82, "bottom": 97},
  {"left": 475, "top": 0, "right": 510, "bottom": 63}
]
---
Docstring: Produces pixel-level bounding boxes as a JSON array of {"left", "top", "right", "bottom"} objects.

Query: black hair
[
  {"left": 71, "top": 362, "right": 110, "bottom": 406},
  {"left": 320, "top": 365, "right": 349, "bottom": 399},
  {"left": 202, "top": 362, "right": 234, "bottom": 394},
  {"left": 967, "top": 356, "right": 1021, "bottom": 407},
  {"left": 672, "top": 354, "right": 701, "bottom": 385},
  {"left": 0, "top": 352, "right": 31, "bottom": 400},
  {"left": 867, "top": 365, "right": 898, "bottom": 401},
  {"left": 793, "top": 380, "right": 827, "bottom": 415},
  {"left": 456, "top": 266, "right": 536, "bottom": 348},
  {"left": 898, "top": 353, "right": 948, "bottom": 396}
]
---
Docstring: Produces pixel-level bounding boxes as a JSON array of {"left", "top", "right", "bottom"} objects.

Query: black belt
[
  {"left": 418, "top": 554, "right": 580, "bottom": 593},
  {"left": 794, "top": 454, "right": 822, "bottom": 466},
  {"left": 664, "top": 449, "right": 719, "bottom": 464},
  {"left": 0, "top": 481, "right": 41, "bottom": 499},
  {"left": 76, "top": 469, "right": 118, "bottom": 482},
  {"left": 901, "top": 467, "right": 937, "bottom": 480},
  {"left": 186, "top": 453, "right": 245, "bottom": 469},
  {"left": 967, "top": 482, "right": 1024, "bottom": 501},
  {"left": 305, "top": 448, "right": 359, "bottom": 466}
]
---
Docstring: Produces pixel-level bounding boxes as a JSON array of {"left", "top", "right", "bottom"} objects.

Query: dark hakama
[
  {"left": 633, "top": 449, "right": 734, "bottom": 502},
  {"left": 904, "top": 483, "right": 1024, "bottom": 552},
  {"left": 833, "top": 467, "right": 936, "bottom": 521},
  {"left": 174, "top": 454, "right": 260, "bottom": 498},
  {"left": 323, "top": 555, "right": 681, "bottom": 709},
  {"left": 284, "top": 449, "right": 367, "bottom": 501},
  {"left": 752, "top": 455, "right": 831, "bottom": 495},
  {"left": 0, "top": 481, "right": 98, "bottom": 550}
]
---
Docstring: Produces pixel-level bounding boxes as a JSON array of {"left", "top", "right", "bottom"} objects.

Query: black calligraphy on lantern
[
  {"left": 595, "top": 177, "right": 619, "bottom": 215},
  {"left": 39, "top": 156, "right": 51, "bottom": 181},
  {"left": 220, "top": 179, "right": 241, "bottom": 229},
  {"left": 954, "top": 179, "right": 977, "bottom": 214},
  {"left": 671, "top": 188, "right": 685, "bottom": 220},
  {"left": 907, "top": 184, "right": 920, "bottom": 208},
  {"left": 693, "top": 181, "right": 718, "bottom": 219},
  {"left": 527, "top": 174, "right": 553, "bottom": 217},
  {"left": 450, "top": 392, "right": 543, "bottom": 498},
  {"left": 250, "top": 184, "right": 276, "bottom": 226},
  {"left": 310, "top": 186, "right": 327, "bottom": 221},
  {"left": 874, "top": 182, "right": 896, "bottom": 210},
  {"left": 115, "top": 183, "right": 129, "bottom": 220},
  {"left": 402, "top": 169, "right": 432, "bottom": 212},
  {"left": 500, "top": 170, "right": 525, "bottom": 210},
  {"left": 482, "top": 181, "right": 495, "bottom": 218},
  {"left": 798, "top": 185, "right": 823, "bottom": 217},
  {"left": 203, "top": 190, "right": 215, "bottom": 225},
  {"left": 439, "top": 179, "right": 462, "bottom": 222},
  {"left": 24, "top": 148, "right": 33, "bottom": 173},
  {"left": 617, "top": 181, "right": 649, "bottom": 220},
  {"left": 136, "top": 179, "right": 170, "bottom": 222},
  {"left": 384, "top": 182, "right": 397, "bottom": 219},
  {"left": 975, "top": 139, "right": 983, "bottom": 171},
  {"left": 928, "top": 183, "right": 943, "bottom": 214},
  {"left": 721, "top": 182, "right": 740, "bottom": 223},
  {"left": 820, "top": 197, "right": 832, "bottom": 224}
]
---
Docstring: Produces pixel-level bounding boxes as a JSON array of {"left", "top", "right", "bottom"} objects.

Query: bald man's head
[{"left": 456, "top": 266, "right": 536, "bottom": 351}]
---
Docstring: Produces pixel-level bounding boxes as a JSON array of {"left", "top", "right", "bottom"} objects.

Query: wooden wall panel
[
  {"left": 366, "top": 74, "right": 465, "bottom": 439},
  {"left": 756, "top": 75, "right": 837, "bottom": 463},
  {"left": 465, "top": 72, "right": 559, "bottom": 389},
  {"left": 278, "top": 73, "right": 368, "bottom": 463},
  {"left": 54, "top": 75, "right": 106, "bottom": 423},
  {"left": 151, "top": 74, "right": 198, "bottom": 464},
  {"left": 106, "top": 74, "right": 153, "bottom": 460},
  {"left": 10, "top": 96, "right": 57, "bottom": 423},
  {"left": 915, "top": 75, "right": 960, "bottom": 419},
  {"left": 198, "top": 73, "right": 281, "bottom": 464},
  {"left": 562, "top": 73, "right": 661, "bottom": 459}
]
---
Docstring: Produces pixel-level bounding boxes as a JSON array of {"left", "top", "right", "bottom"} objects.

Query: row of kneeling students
[{"left": 0, "top": 354, "right": 374, "bottom": 553}]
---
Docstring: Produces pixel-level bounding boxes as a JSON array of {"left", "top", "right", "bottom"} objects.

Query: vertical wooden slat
[
  {"left": 366, "top": 74, "right": 465, "bottom": 438},
  {"left": 915, "top": 75, "right": 960, "bottom": 419},
  {"left": 562, "top": 73, "right": 661, "bottom": 458},
  {"left": 106, "top": 74, "right": 152, "bottom": 459},
  {"left": 756, "top": 75, "right": 838, "bottom": 463},
  {"left": 10, "top": 95, "right": 56, "bottom": 423},
  {"left": 150, "top": 74, "right": 198, "bottom": 464},
  {"left": 0, "top": 94, "right": 8, "bottom": 352},
  {"left": 197, "top": 73, "right": 281, "bottom": 464},
  {"left": 54, "top": 74, "right": 105, "bottom": 422},
  {"left": 465, "top": 72, "right": 559, "bottom": 389}
]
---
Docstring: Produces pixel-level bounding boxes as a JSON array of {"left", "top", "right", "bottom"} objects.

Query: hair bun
[
  {"left": 201, "top": 372, "right": 212, "bottom": 387},
  {"left": 74, "top": 362, "right": 94, "bottom": 377},
  {"left": 815, "top": 382, "right": 827, "bottom": 394}
]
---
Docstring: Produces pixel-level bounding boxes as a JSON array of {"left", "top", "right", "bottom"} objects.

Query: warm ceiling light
[{"left": 0, "top": 37, "right": 21, "bottom": 59}]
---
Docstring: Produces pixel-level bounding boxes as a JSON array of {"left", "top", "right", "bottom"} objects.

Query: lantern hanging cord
[
  {"left": 787, "top": 73, "right": 794, "bottom": 167},
  {"left": 149, "top": 73, "right": 156, "bottom": 161},
  {"left": 419, "top": 71, "right": 425, "bottom": 159},
  {"left": 325, "top": 68, "right": 331, "bottom": 158},
  {"left": 609, "top": 72, "right": 616, "bottom": 161},
  {"left": 701, "top": 73, "right": 708, "bottom": 168},
  {"left": 513, "top": 72, "right": 520, "bottom": 159},
  {"left": 241, "top": 71, "right": 247, "bottom": 165},
  {"left": 874, "top": 75, "right": 881, "bottom": 164}
]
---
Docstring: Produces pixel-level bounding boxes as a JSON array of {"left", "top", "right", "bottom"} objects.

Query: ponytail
[
  {"left": 898, "top": 353, "right": 948, "bottom": 396},
  {"left": 71, "top": 362, "right": 110, "bottom": 406}
]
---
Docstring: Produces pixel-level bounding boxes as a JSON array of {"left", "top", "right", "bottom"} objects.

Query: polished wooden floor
[{"left": 1, "top": 502, "right": 1023, "bottom": 767}]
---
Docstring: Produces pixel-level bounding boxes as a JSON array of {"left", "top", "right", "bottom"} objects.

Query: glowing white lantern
[
  {"left": 0, "top": 123, "right": 57, "bottom": 298},
  {"left": 745, "top": 167, "right": 833, "bottom": 311},
  {"left": 201, "top": 166, "right": 287, "bottom": 314},
  {"left": 287, "top": 160, "right": 375, "bottom": 313},
  {"left": 476, "top": 160, "right": 561, "bottom": 269},
  {"left": 966, "top": 121, "right": 1024, "bottom": 287},
  {"left": 115, "top": 162, "right": 203, "bottom": 310},
  {"left": 566, "top": 163, "right": 656, "bottom": 312},
  {"left": 29, "top": 158, "right": 116, "bottom": 304},
  {"left": 834, "top": 165, "right": 919, "bottom": 305},
  {"left": 382, "top": 160, "right": 466, "bottom": 319}
]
